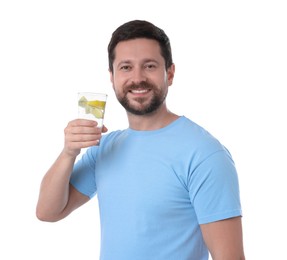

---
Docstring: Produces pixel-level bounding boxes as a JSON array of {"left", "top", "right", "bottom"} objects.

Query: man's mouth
[{"left": 129, "top": 89, "right": 150, "bottom": 94}]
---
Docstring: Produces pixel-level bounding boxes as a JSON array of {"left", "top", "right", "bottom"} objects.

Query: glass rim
[{"left": 78, "top": 92, "right": 108, "bottom": 97}]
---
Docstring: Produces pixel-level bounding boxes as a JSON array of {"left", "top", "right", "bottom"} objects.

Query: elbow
[{"left": 35, "top": 206, "right": 60, "bottom": 222}]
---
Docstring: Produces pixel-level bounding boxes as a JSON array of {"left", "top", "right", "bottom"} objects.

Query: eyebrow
[{"left": 117, "top": 59, "right": 159, "bottom": 66}]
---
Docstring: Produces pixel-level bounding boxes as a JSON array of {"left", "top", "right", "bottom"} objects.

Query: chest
[{"left": 95, "top": 141, "right": 193, "bottom": 218}]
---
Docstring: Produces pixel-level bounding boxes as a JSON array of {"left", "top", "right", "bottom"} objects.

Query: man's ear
[
  {"left": 167, "top": 64, "right": 175, "bottom": 86},
  {"left": 109, "top": 69, "right": 115, "bottom": 89}
]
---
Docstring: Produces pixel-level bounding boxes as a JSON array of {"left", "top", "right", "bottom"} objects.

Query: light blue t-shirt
[{"left": 70, "top": 116, "right": 242, "bottom": 260}]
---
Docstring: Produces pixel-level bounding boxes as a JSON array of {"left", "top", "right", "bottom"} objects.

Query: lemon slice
[
  {"left": 78, "top": 96, "right": 105, "bottom": 119},
  {"left": 87, "top": 100, "right": 106, "bottom": 109},
  {"left": 78, "top": 96, "right": 88, "bottom": 108},
  {"left": 90, "top": 107, "right": 104, "bottom": 119}
]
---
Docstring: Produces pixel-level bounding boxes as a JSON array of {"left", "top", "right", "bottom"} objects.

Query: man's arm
[
  {"left": 36, "top": 150, "right": 90, "bottom": 222},
  {"left": 36, "top": 119, "right": 106, "bottom": 222},
  {"left": 200, "top": 216, "right": 245, "bottom": 260}
]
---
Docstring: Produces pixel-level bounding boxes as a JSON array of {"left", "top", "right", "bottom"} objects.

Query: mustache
[{"left": 126, "top": 81, "right": 154, "bottom": 90}]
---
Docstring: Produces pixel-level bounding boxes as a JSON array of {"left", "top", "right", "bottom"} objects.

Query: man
[{"left": 36, "top": 20, "right": 245, "bottom": 259}]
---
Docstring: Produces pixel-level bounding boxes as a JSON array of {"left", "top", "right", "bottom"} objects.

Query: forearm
[
  {"left": 201, "top": 217, "right": 245, "bottom": 260},
  {"left": 210, "top": 252, "right": 245, "bottom": 260},
  {"left": 36, "top": 150, "right": 77, "bottom": 221}
]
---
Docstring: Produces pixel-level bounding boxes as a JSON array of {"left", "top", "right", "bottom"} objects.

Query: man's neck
[{"left": 127, "top": 106, "right": 179, "bottom": 131}]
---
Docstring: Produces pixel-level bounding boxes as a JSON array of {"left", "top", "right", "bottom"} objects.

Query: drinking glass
[{"left": 78, "top": 92, "right": 107, "bottom": 128}]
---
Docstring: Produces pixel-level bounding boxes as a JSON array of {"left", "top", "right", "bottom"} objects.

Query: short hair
[{"left": 108, "top": 20, "right": 173, "bottom": 72}]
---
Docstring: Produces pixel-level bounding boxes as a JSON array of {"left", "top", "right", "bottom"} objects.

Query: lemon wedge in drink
[
  {"left": 87, "top": 100, "right": 106, "bottom": 109},
  {"left": 78, "top": 96, "right": 106, "bottom": 119},
  {"left": 78, "top": 96, "right": 88, "bottom": 108},
  {"left": 90, "top": 106, "right": 104, "bottom": 118},
  {"left": 87, "top": 100, "right": 106, "bottom": 118}
]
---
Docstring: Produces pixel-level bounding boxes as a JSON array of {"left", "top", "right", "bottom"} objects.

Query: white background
[{"left": 0, "top": 0, "right": 286, "bottom": 259}]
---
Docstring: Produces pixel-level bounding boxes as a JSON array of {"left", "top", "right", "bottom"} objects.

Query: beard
[{"left": 115, "top": 81, "right": 167, "bottom": 116}]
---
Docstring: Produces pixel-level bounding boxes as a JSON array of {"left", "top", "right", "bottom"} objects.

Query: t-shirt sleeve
[
  {"left": 70, "top": 147, "right": 98, "bottom": 199},
  {"left": 188, "top": 149, "right": 242, "bottom": 224}
]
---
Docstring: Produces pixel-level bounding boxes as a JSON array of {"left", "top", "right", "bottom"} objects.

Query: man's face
[{"left": 110, "top": 38, "right": 174, "bottom": 115}]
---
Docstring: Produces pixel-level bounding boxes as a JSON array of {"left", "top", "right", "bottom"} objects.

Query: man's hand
[{"left": 63, "top": 119, "right": 108, "bottom": 158}]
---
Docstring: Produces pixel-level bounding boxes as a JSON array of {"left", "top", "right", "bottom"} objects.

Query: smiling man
[{"left": 36, "top": 20, "right": 245, "bottom": 260}]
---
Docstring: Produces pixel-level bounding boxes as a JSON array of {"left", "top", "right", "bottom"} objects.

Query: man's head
[
  {"left": 108, "top": 20, "right": 173, "bottom": 73},
  {"left": 108, "top": 20, "right": 175, "bottom": 116}
]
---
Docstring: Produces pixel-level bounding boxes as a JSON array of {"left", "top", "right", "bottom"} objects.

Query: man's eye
[
  {"left": 146, "top": 64, "right": 156, "bottom": 69},
  {"left": 120, "top": 65, "right": 130, "bottom": 71}
]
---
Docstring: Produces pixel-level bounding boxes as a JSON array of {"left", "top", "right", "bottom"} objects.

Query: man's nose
[{"left": 131, "top": 68, "right": 147, "bottom": 84}]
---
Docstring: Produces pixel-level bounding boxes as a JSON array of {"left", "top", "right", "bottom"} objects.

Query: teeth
[{"left": 131, "top": 89, "right": 148, "bottom": 93}]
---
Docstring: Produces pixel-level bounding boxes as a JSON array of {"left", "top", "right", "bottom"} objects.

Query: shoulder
[
  {"left": 98, "top": 129, "right": 129, "bottom": 150},
  {"left": 101, "top": 129, "right": 128, "bottom": 141},
  {"left": 176, "top": 116, "right": 228, "bottom": 155}
]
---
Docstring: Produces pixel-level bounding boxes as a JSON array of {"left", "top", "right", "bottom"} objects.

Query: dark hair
[{"left": 108, "top": 20, "right": 173, "bottom": 72}]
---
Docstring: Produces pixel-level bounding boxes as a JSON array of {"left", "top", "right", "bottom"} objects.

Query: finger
[
  {"left": 71, "top": 126, "right": 102, "bottom": 135},
  {"left": 72, "top": 119, "right": 98, "bottom": 127},
  {"left": 70, "top": 139, "right": 100, "bottom": 149},
  {"left": 102, "top": 125, "right": 108, "bottom": 133},
  {"left": 64, "top": 139, "right": 99, "bottom": 154}
]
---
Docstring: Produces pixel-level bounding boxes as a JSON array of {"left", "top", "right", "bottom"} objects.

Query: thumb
[{"left": 102, "top": 125, "right": 108, "bottom": 133}]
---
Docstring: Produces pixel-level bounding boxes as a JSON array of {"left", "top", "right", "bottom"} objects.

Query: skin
[
  {"left": 110, "top": 38, "right": 178, "bottom": 130},
  {"left": 36, "top": 38, "right": 245, "bottom": 259}
]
